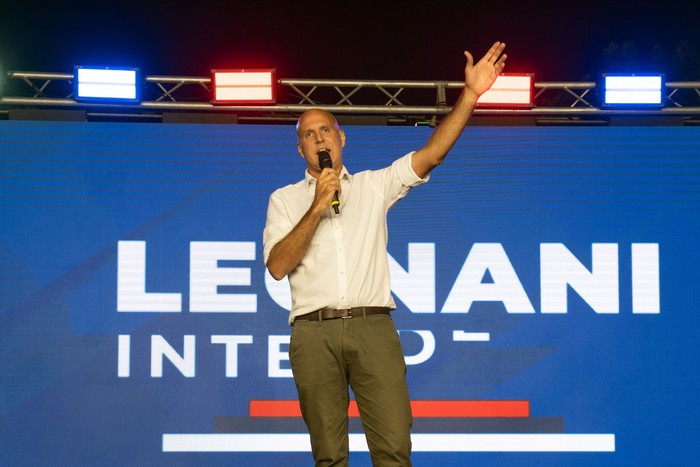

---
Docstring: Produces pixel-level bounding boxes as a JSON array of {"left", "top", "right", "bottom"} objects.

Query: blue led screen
[{"left": 1, "top": 121, "right": 698, "bottom": 466}]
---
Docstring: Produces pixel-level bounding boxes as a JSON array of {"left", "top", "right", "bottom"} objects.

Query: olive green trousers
[{"left": 290, "top": 313, "right": 413, "bottom": 466}]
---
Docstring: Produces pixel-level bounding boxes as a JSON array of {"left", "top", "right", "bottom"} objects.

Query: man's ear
[
  {"left": 340, "top": 129, "right": 346, "bottom": 148},
  {"left": 297, "top": 143, "right": 304, "bottom": 158}
]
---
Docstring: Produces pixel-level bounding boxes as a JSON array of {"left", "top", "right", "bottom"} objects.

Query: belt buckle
[{"left": 339, "top": 308, "right": 353, "bottom": 319}]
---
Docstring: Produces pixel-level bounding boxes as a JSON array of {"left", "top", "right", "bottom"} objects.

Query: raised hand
[{"left": 464, "top": 41, "right": 507, "bottom": 98}]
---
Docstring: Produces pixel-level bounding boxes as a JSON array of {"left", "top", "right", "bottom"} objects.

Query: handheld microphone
[{"left": 318, "top": 150, "right": 340, "bottom": 214}]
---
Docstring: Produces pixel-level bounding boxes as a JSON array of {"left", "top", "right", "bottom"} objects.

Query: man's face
[{"left": 296, "top": 110, "right": 346, "bottom": 178}]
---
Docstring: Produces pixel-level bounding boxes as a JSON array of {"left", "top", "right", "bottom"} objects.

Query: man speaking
[{"left": 263, "top": 41, "right": 507, "bottom": 466}]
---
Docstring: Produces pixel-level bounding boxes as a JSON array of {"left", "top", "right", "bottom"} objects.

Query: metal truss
[{"left": 2, "top": 71, "right": 700, "bottom": 125}]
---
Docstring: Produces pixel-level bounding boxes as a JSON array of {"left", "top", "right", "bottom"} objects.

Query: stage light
[
  {"left": 211, "top": 69, "right": 276, "bottom": 104},
  {"left": 602, "top": 74, "right": 664, "bottom": 106},
  {"left": 74, "top": 66, "right": 141, "bottom": 102},
  {"left": 477, "top": 73, "right": 533, "bottom": 107}
]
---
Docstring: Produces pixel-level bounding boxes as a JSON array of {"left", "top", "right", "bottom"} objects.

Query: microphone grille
[{"left": 318, "top": 151, "right": 332, "bottom": 169}]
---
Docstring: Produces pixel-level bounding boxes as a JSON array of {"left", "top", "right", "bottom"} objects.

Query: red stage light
[
  {"left": 478, "top": 73, "right": 534, "bottom": 107},
  {"left": 211, "top": 69, "right": 276, "bottom": 104}
]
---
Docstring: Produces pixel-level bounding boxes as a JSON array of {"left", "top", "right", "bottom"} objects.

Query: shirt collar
[{"left": 304, "top": 165, "right": 352, "bottom": 192}]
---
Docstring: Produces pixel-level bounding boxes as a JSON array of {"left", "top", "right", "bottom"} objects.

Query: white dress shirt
[{"left": 263, "top": 152, "right": 429, "bottom": 325}]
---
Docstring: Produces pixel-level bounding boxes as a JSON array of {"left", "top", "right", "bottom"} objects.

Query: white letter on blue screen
[
  {"left": 442, "top": 243, "right": 535, "bottom": 313},
  {"left": 541, "top": 243, "right": 619, "bottom": 314},
  {"left": 151, "top": 335, "right": 196, "bottom": 377},
  {"left": 632, "top": 243, "right": 660, "bottom": 314},
  {"left": 190, "top": 241, "right": 257, "bottom": 312},
  {"left": 211, "top": 335, "right": 254, "bottom": 377},
  {"left": 117, "top": 241, "right": 181, "bottom": 312},
  {"left": 268, "top": 335, "right": 292, "bottom": 378},
  {"left": 388, "top": 243, "right": 436, "bottom": 313}
]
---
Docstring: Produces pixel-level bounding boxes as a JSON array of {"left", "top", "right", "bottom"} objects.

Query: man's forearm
[
  {"left": 425, "top": 88, "right": 479, "bottom": 157},
  {"left": 411, "top": 89, "right": 479, "bottom": 178},
  {"left": 266, "top": 204, "right": 324, "bottom": 280}
]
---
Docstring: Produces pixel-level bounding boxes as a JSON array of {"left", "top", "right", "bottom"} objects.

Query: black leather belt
[{"left": 294, "top": 306, "right": 392, "bottom": 322}]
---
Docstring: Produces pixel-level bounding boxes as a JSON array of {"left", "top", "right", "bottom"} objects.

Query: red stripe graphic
[{"left": 250, "top": 400, "right": 529, "bottom": 418}]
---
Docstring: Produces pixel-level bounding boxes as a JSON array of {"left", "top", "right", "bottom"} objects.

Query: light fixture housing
[
  {"left": 477, "top": 73, "right": 534, "bottom": 107},
  {"left": 602, "top": 73, "right": 665, "bottom": 107},
  {"left": 211, "top": 69, "right": 276, "bottom": 104},
  {"left": 74, "top": 66, "right": 141, "bottom": 103},
  {"left": 0, "top": 60, "right": 5, "bottom": 98}
]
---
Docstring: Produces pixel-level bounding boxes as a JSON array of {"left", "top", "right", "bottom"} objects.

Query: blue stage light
[
  {"left": 74, "top": 66, "right": 141, "bottom": 103},
  {"left": 602, "top": 74, "right": 664, "bottom": 106}
]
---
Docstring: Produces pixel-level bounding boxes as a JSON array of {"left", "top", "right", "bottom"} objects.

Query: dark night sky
[{"left": 2, "top": 0, "right": 699, "bottom": 82}]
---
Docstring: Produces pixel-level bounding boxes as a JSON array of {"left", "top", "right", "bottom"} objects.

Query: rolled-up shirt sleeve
[
  {"left": 383, "top": 151, "right": 430, "bottom": 210},
  {"left": 262, "top": 191, "right": 292, "bottom": 266},
  {"left": 402, "top": 151, "right": 430, "bottom": 186}
]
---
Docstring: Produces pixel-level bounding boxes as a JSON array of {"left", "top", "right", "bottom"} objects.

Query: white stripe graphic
[
  {"left": 453, "top": 330, "right": 491, "bottom": 341},
  {"left": 162, "top": 433, "right": 615, "bottom": 452}
]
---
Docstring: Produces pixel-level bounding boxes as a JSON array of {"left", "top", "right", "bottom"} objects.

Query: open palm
[{"left": 465, "top": 41, "right": 507, "bottom": 97}]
